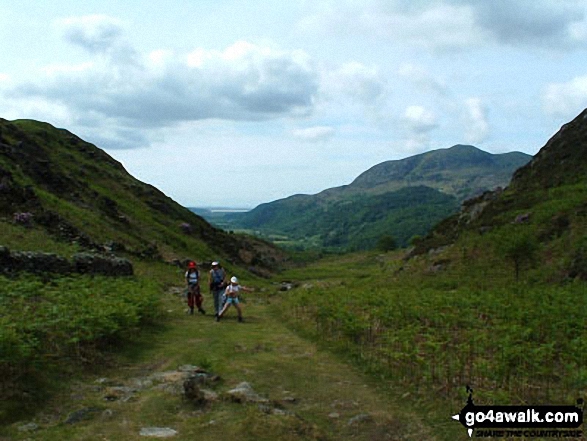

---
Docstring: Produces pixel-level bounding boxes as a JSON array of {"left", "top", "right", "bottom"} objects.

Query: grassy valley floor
[{"left": 1, "top": 284, "right": 440, "bottom": 441}]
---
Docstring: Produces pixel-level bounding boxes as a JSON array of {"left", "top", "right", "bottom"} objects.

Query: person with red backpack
[{"left": 185, "top": 261, "right": 205, "bottom": 315}]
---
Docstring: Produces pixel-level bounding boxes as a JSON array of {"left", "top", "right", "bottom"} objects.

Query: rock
[
  {"left": 258, "top": 404, "right": 290, "bottom": 416},
  {"left": 183, "top": 378, "right": 207, "bottom": 405},
  {"left": 514, "top": 212, "right": 531, "bottom": 224},
  {"left": 177, "top": 365, "right": 205, "bottom": 373},
  {"left": 225, "top": 382, "right": 269, "bottom": 404},
  {"left": 17, "top": 422, "right": 38, "bottom": 432},
  {"left": 149, "top": 370, "right": 189, "bottom": 383},
  {"left": 201, "top": 389, "right": 219, "bottom": 402},
  {"left": 139, "top": 427, "right": 178, "bottom": 437},
  {"left": 103, "top": 386, "right": 136, "bottom": 402},
  {"left": 328, "top": 412, "right": 340, "bottom": 419},
  {"left": 102, "top": 409, "right": 115, "bottom": 419},
  {"left": 279, "top": 281, "right": 298, "bottom": 291},
  {"left": 65, "top": 407, "right": 102, "bottom": 424},
  {"left": 347, "top": 413, "right": 373, "bottom": 426}
]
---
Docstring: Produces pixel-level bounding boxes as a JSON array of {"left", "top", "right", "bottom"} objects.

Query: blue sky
[{"left": 2, "top": 0, "right": 587, "bottom": 207}]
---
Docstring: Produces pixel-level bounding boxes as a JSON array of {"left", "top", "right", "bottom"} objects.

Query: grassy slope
[
  {"left": 0, "top": 118, "right": 286, "bottom": 270},
  {"left": 1, "top": 279, "right": 439, "bottom": 441},
  {"left": 224, "top": 186, "right": 459, "bottom": 250}
]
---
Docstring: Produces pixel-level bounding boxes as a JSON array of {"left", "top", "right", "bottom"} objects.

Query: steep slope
[
  {"left": 411, "top": 108, "right": 587, "bottom": 282},
  {"left": 221, "top": 145, "right": 530, "bottom": 251},
  {"left": 0, "top": 118, "right": 286, "bottom": 273}
]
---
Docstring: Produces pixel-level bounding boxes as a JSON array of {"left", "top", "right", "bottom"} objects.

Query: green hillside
[
  {"left": 217, "top": 145, "right": 530, "bottom": 251},
  {"left": 0, "top": 118, "right": 286, "bottom": 271},
  {"left": 0, "top": 118, "right": 287, "bottom": 422},
  {"left": 277, "top": 109, "right": 587, "bottom": 417},
  {"left": 231, "top": 186, "right": 459, "bottom": 251}
]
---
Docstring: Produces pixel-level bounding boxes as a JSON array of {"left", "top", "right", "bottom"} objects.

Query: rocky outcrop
[{"left": 73, "top": 253, "right": 133, "bottom": 276}]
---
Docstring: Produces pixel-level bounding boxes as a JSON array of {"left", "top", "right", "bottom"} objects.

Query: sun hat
[
  {"left": 212, "top": 261, "right": 219, "bottom": 266},
  {"left": 188, "top": 261, "right": 197, "bottom": 268},
  {"left": 230, "top": 276, "right": 238, "bottom": 284}
]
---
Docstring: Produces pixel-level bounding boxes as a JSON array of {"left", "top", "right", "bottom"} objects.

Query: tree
[
  {"left": 377, "top": 234, "right": 397, "bottom": 252},
  {"left": 498, "top": 230, "right": 539, "bottom": 281}
]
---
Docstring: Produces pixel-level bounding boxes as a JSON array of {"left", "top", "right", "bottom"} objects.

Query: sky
[{"left": 2, "top": 0, "right": 587, "bottom": 208}]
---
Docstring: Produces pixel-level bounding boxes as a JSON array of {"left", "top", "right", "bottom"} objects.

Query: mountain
[
  {"left": 411, "top": 108, "right": 587, "bottom": 281},
  {"left": 346, "top": 144, "right": 531, "bottom": 201},
  {"left": 220, "top": 145, "right": 531, "bottom": 251},
  {"left": 0, "top": 118, "right": 286, "bottom": 274}
]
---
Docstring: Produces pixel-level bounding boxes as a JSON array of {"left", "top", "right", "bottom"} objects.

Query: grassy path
[{"left": 3, "top": 287, "right": 436, "bottom": 441}]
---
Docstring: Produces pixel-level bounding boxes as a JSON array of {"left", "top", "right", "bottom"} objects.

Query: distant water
[
  {"left": 210, "top": 208, "right": 250, "bottom": 213},
  {"left": 189, "top": 207, "right": 251, "bottom": 214}
]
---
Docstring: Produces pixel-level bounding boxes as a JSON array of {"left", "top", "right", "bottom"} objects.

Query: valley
[{"left": 1, "top": 109, "right": 587, "bottom": 440}]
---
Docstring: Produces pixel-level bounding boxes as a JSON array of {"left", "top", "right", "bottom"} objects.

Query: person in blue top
[
  {"left": 185, "top": 261, "right": 205, "bottom": 315},
  {"left": 208, "top": 261, "right": 227, "bottom": 318}
]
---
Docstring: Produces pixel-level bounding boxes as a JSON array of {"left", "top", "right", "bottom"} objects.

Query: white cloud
[
  {"left": 366, "top": 3, "right": 485, "bottom": 50},
  {"left": 401, "top": 105, "right": 439, "bottom": 151},
  {"left": 543, "top": 75, "right": 587, "bottom": 118},
  {"left": 463, "top": 98, "right": 489, "bottom": 144},
  {"left": 292, "top": 126, "right": 336, "bottom": 142},
  {"left": 55, "top": 14, "right": 126, "bottom": 53},
  {"left": 397, "top": 63, "right": 447, "bottom": 96},
  {"left": 321, "top": 61, "right": 386, "bottom": 106},
  {"left": 403, "top": 105, "right": 438, "bottom": 133},
  {"left": 301, "top": 0, "right": 587, "bottom": 51},
  {"left": 468, "top": 0, "right": 587, "bottom": 48},
  {"left": 8, "top": 38, "right": 320, "bottom": 146}
]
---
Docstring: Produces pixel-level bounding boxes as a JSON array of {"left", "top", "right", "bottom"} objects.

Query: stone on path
[
  {"left": 225, "top": 381, "right": 269, "bottom": 404},
  {"left": 139, "top": 427, "right": 178, "bottom": 437},
  {"left": 347, "top": 413, "right": 373, "bottom": 426}
]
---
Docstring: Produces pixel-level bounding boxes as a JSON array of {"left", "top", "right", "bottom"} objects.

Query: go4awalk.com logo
[{"left": 451, "top": 387, "right": 584, "bottom": 438}]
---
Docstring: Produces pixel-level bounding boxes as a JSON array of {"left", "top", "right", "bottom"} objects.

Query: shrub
[{"left": 377, "top": 234, "right": 397, "bottom": 252}]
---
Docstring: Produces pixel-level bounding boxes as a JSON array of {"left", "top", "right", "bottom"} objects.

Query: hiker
[
  {"left": 209, "top": 261, "right": 227, "bottom": 318},
  {"left": 216, "top": 276, "right": 253, "bottom": 323},
  {"left": 185, "top": 261, "right": 205, "bottom": 315}
]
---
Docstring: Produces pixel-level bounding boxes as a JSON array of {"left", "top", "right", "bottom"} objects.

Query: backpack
[{"left": 210, "top": 268, "right": 225, "bottom": 290}]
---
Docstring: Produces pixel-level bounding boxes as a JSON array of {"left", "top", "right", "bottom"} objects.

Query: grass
[
  {"left": 275, "top": 243, "right": 587, "bottom": 431},
  {"left": 0, "top": 220, "right": 80, "bottom": 256},
  {"left": 1, "top": 280, "right": 438, "bottom": 441}
]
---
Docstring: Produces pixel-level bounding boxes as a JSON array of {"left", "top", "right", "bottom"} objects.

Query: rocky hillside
[
  {"left": 0, "top": 118, "right": 287, "bottom": 275},
  {"left": 219, "top": 145, "right": 530, "bottom": 251},
  {"left": 410, "top": 108, "right": 587, "bottom": 281}
]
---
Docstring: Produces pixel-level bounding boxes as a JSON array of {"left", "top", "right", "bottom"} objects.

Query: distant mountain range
[{"left": 206, "top": 145, "right": 532, "bottom": 251}]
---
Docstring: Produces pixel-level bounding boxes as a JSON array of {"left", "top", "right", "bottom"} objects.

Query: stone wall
[{"left": 0, "top": 246, "right": 133, "bottom": 277}]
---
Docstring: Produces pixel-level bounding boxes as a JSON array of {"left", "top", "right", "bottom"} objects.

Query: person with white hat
[
  {"left": 216, "top": 276, "right": 253, "bottom": 323},
  {"left": 208, "top": 261, "right": 227, "bottom": 318}
]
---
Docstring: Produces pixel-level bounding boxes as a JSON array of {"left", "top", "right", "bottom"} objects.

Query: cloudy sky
[{"left": 2, "top": 1, "right": 587, "bottom": 207}]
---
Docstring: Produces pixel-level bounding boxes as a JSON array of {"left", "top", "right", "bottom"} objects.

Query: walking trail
[{"left": 6, "top": 287, "right": 437, "bottom": 441}]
